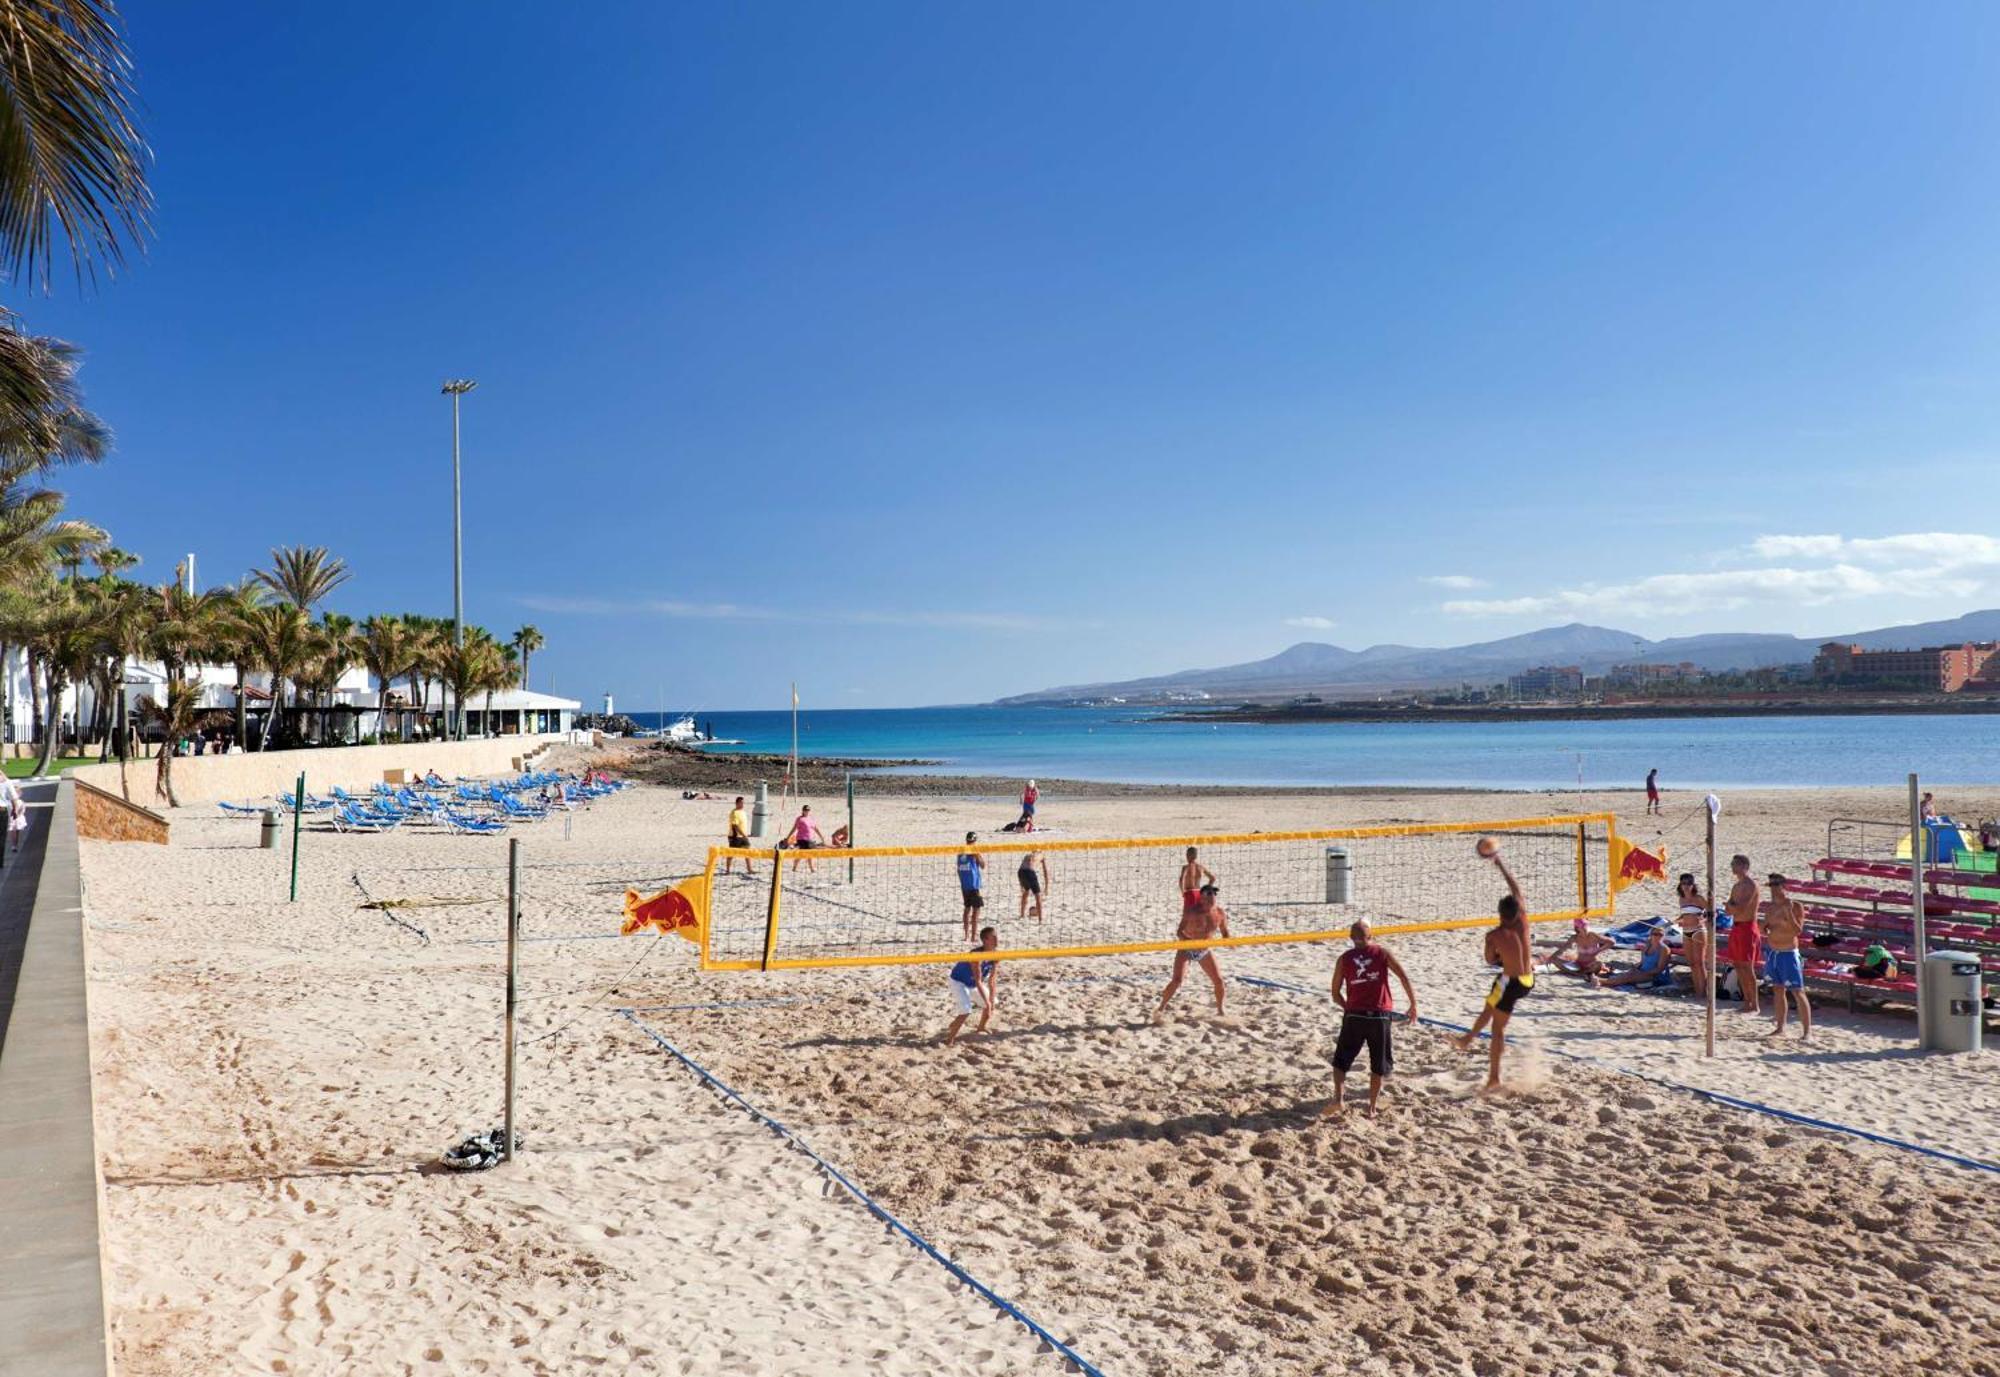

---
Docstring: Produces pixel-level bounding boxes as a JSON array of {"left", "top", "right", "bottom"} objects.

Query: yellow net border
[{"left": 683, "top": 812, "right": 1635, "bottom": 972}]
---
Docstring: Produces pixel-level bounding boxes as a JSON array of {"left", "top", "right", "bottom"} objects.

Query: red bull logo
[
  {"left": 1615, "top": 841, "right": 1668, "bottom": 886},
  {"left": 621, "top": 881, "right": 705, "bottom": 943}
]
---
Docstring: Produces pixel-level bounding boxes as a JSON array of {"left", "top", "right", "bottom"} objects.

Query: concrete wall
[
  {"left": 68, "top": 736, "right": 560, "bottom": 811},
  {"left": 74, "top": 780, "right": 170, "bottom": 844},
  {"left": 0, "top": 782, "right": 110, "bottom": 1375}
]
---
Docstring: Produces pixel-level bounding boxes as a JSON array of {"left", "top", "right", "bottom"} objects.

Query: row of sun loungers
[{"left": 218, "top": 771, "right": 629, "bottom": 837}]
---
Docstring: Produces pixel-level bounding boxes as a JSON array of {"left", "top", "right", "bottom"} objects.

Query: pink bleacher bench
[
  {"left": 1812, "top": 857, "right": 2000, "bottom": 890},
  {"left": 1788, "top": 877, "right": 2000, "bottom": 921},
  {"left": 1801, "top": 904, "right": 2000, "bottom": 952}
]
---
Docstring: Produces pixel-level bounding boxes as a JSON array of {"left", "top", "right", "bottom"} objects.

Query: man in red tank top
[{"left": 1324, "top": 919, "right": 1418, "bottom": 1119}]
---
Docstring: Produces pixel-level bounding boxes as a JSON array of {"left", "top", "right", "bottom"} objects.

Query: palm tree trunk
[
  {"left": 234, "top": 663, "right": 248, "bottom": 750},
  {"left": 258, "top": 673, "right": 281, "bottom": 750},
  {"left": 33, "top": 671, "right": 64, "bottom": 777},
  {"left": 27, "top": 652, "right": 43, "bottom": 754}
]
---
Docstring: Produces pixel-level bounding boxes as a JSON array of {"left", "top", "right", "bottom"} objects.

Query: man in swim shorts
[
  {"left": 944, "top": 926, "right": 999, "bottom": 1044},
  {"left": 723, "top": 795, "right": 754, "bottom": 876},
  {"left": 1178, "top": 846, "right": 1214, "bottom": 917},
  {"left": 1156, "top": 883, "right": 1229, "bottom": 1018},
  {"left": 1645, "top": 767, "right": 1661, "bottom": 816},
  {"left": 1453, "top": 845, "right": 1534, "bottom": 1092},
  {"left": 1323, "top": 919, "right": 1418, "bottom": 1120},
  {"left": 1724, "top": 853, "right": 1762, "bottom": 1016},
  {"left": 1762, "top": 874, "right": 1811, "bottom": 1043},
  {"left": 1017, "top": 850, "right": 1050, "bottom": 923},
  {"left": 958, "top": 833, "right": 985, "bottom": 941}
]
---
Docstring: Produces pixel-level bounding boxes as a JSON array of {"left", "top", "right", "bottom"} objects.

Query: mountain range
[{"left": 995, "top": 610, "right": 2000, "bottom": 704}]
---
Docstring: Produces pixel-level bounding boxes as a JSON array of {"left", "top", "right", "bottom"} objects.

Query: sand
[{"left": 80, "top": 763, "right": 2000, "bottom": 1376}]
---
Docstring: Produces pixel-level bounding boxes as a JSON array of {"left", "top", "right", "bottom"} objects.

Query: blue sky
[{"left": 22, "top": 3, "right": 2000, "bottom": 707}]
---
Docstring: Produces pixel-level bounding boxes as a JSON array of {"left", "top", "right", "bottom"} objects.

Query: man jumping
[
  {"left": 1156, "top": 883, "right": 1229, "bottom": 1018},
  {"left": 1453, "top": 841, "right": 1534, "bottom": 1093}
]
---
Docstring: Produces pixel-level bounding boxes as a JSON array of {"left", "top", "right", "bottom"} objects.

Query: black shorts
[
  {"left": 962, "top": 889, "right": 983, "bottom": 909},
  {"left": 1018, "top": 870, "right": 1041, "bottom": 895},
  {"left": 1333, "top": 1013, "right": 1394, "bottom": 1076},
  {"left": 727, "top": 832, "right": 748, "bottom": 849},
  {"left": 793, "top": 838, "right": 816, "bottom": 850},
  {"left": 1486, "top": 974, "right": 1535, "bottom": 1013}
]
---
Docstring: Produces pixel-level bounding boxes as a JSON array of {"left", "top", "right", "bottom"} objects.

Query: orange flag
[{"left": 621, "top": 876, "right": 707, "bottom": 944}]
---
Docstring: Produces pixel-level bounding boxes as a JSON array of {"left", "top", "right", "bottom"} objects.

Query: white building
[{"left": 1, "top": 649, "right": 579, "bottom": 748}]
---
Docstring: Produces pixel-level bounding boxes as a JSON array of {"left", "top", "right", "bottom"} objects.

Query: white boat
[{"left": 666, "top": 714, "right": 701, "bottom": 743}]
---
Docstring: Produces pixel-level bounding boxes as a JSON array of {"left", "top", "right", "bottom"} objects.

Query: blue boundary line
[
  {"left": 1234, "top": 975, "right": 1999, "bottom": 1175},
  {"left": 617, "top": 1010, "right": 1107, "bottom": 1376}
]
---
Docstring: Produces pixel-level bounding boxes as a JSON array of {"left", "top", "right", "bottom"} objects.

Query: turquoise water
[{"left": 631, "top": 706, "right": 2000, "bottom": 789}]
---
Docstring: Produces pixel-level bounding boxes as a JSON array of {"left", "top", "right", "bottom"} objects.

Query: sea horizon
[{"left": 618, "top": 704, "right": 2000, "bottom": 792}]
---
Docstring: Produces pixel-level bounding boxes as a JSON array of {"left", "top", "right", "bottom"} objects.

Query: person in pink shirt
[{"left": 787, "top": 804, "right": 825, "bottom": 873}]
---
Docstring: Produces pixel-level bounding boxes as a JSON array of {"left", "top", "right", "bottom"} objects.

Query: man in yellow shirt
[{"left": 723, "top": 796, "right": 755, "bottom": 876}]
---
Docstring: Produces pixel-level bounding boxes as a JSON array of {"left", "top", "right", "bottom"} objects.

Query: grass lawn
[{"left": 4, "top": 757, "right": 97, "bottom": 778}]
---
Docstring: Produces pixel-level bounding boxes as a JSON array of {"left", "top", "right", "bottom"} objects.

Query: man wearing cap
[
  {"left": 1323, "top": 919, "right": 1418, "bottom": 1119},
  {"left": 1762, "top": 874, "right": 1811, "bottom": 1042}
]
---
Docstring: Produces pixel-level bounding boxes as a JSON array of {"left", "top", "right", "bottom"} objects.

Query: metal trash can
[
  {"left": 750, "top": 781, "right": 769, "bottom": 840},
  {"left": 1325, "top": 846, "right": 1353, "bottom": 905},
  {"left": 259, "top": 809, "right": 281, "bottom": 850},
  {"left": 1921, "top": 950, "right": 1983, "bottom": 1054}
]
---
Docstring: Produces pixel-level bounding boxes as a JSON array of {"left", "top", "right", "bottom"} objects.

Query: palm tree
[
  {"left": 213, "top": 581, "right": 265, "bottom": 750},
  {"left": 442, "top": 629, "right": 503, "bottom": 741},
  {"left": 297, "top": 613, "right": 357, "bottom": 742},
  {"left": 238, "top": 601, "right": 310, "bottom": 750},
  {"left": 0, "top": 0, "right": 151, "bottom": 293},
  {"left": 357, "top": 614, "right": 413, "bottom": 744},
  {"left": 510, "top": 624, "right": 544, "bottom": 690},
  {"left": 255, "top": 545, "right": 349, "bottom": 614}
]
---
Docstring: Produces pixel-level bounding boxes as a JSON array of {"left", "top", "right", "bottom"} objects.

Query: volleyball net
[{"left": 630, "top": 812, "right": 1646, "bottom": 972}]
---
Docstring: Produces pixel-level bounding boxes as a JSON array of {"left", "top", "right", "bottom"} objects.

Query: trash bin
[
  {"left": 750, "top": 781, "right": 769, "bottom": 840},
  {"left": 259, "top": 809, "right": 281, "bottom": 850},
  {"left": 1921, "top": 950, "right": 1983, "bottom": 1054},
  {"left": 1325, "top": 846, "right": 1353, "bottom": 905}
]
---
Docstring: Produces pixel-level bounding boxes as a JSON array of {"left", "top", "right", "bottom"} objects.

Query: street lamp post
[{"left": 442, "top": 379, "right": 477, "bottom": 740}]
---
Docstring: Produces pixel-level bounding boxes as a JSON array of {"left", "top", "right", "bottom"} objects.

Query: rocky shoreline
[{"left": 581, "top": 739, "right": 1521, "bottom": 798}]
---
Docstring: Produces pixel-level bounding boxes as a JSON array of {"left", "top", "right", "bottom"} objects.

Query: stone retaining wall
[
  {"left": 67, "top": 736, "right": 559, "bottom": 811},
  {"left": 73, "top": 780, "right": 169, "bottom": 844}
]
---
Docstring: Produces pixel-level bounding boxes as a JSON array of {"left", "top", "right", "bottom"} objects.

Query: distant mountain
[{"left": 994, "top": 610, "right": 2000, "bottom": 704}]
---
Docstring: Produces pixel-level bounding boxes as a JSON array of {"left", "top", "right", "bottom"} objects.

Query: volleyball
[{"left": 1475, "top": 837, "right": 1498, "bottom": 859}]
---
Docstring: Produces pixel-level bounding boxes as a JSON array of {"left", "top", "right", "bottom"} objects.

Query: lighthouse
[{"left": 602, "top": 692, "right": 615, "bottom": 717}]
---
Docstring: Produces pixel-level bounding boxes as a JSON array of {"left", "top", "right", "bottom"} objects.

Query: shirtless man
[
  {"left": 1178, "top": 847, "right": 1214, "bottom": 917},
  {"left": 1723, "top": 854, "right": 1762, "bottom": 1016},
  {"left": 1453, "top": 843, "right": 1534, "bottom": 1093},
  {"left": 1546, "top": 918, "right": 1615, "bottom": 977},
  {"left": 1762, "top": 874, "right": 1811, "bottom": 1042},
  {"left": 1156, "top": 883, "right": 1228, "bottom": 1018}
]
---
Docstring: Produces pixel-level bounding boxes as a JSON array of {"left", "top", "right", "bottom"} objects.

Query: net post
[
  {"left": 288, "top": 772, "right": 304, "bottom": 902},
  {"left": 846, "top": 772, "right": 855, "bottom": 885},
  {"left": 761, "top": 843, "right": 784, "bottom": 972},
  {"left": 1575, "top": 822, "right": 1588, "bottom": 914},
  {"left": 504, "top": 837, "right": 520, "bottom": 1162},
  {"left": 1910, "top": 772, "right": 1927, "bottom": 1048},
  {"left": 1704, "top": 802, "right": 1717, "bottom": 1059}
]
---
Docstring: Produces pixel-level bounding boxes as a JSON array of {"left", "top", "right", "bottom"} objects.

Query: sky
[{"left": 20, "top": 3, "right": 2000, "bottom": 708}]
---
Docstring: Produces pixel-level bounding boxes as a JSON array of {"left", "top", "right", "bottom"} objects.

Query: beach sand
[{"left": 81, "top": 763, "right": 2000, "bottom": 1375}]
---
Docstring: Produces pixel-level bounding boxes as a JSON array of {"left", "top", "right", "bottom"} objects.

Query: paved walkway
[{"left": 0, "top": 780, "right": 110, "bottom": 1374}]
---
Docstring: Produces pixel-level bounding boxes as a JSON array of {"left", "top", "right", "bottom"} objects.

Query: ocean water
[{"left": 627, "top": 706, "right": 2000, "bottom": 790}]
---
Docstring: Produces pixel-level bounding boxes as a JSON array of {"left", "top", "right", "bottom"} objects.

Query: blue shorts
[{"left": 1767, "top": 949, "right": 1805, "bottom": 990}]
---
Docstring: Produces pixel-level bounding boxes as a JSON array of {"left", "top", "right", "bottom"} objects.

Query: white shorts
[{"left": 951, "top": 980, "right": 978, "bottom": 1015}]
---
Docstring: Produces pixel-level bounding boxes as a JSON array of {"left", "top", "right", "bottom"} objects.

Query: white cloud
[
  {"left": 1442, "top": 531, "right": 2000, "bottom": 620},
  {"left": 515, "top": 594, "right": 1076, "bottom": 633},
  {"left": 1421, "top": 575, "right": 1488, "bottom": 590},
  {"left": 1283, "top": 615, "right": 1336, "bottom": 629}
]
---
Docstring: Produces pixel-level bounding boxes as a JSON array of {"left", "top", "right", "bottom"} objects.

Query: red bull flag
[
  {"left": 1608, "top": 836, "right": 1668, "bottom": 893},
  {"left": 621, "top": 875, "right": 708, "bottom": 944}
]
